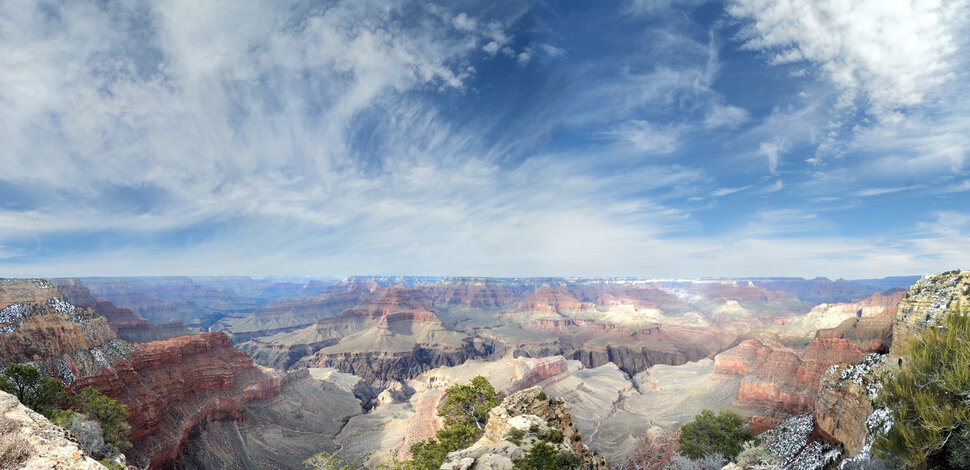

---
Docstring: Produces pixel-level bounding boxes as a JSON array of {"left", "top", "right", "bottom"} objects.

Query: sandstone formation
[
  {"left": 246, "top": 288, "right": 486, "bottom": 382},
  {"left": 213, "top": 288, "right": 372, "bottom": 342},
  {"left": 814, "top": 358, "right": 879, "bottom": 457},
  {"left": 0, "top": 390, "right": 107, "bottom": 470},
  {"left": 55, "top": 278, "right": 193, "bottom": 343},
  {"left": 70, "top": 332, "right": 284, "bottom": 468},
  {"left": 890, "top": 270, "right": 970, "bottom": 357},
  {"left": 440, "top": 386, "right": 608, "bottom": 470},
  {"left": 176, "top": 368, "right": 365, "bottom": 469},
  {"left": 714, "top": 338, "right": 865, "bottom": 416},
  {"left": 0, "top": 280, "right": 136, "bottom": 384},
  {"left": 335, "top": 354, "right": 575, "bottom": 467}
]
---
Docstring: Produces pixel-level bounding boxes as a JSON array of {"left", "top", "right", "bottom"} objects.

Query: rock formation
[
  {"left": 0, "top": 279, "right": 297, "bottom": 469},
  {"left": 54, "top": 278, "right": 193, "bottom": 343},
  {"left": 176, "top": 368, "right": 365, "bottom": 469},
  {"left": 213, "top": 288, "right": 372, "bottom": 343},
  {"left": 440, "top": 386, "right": 608, "bottom": 470},
  {"left": 814, "top": 357, "right": 880, "bottom": 457},
  {"left": 69, "top": 332, "right": 284, "bottom": 468},
  {"left": 714, "top": 337, "right": 865, "bottom": 416},
  {"left": 889, "top": 270, "right": 970, "bottom": 357},
  {"left": 0, "top": 390, "right": 107, "bottom": 470}
]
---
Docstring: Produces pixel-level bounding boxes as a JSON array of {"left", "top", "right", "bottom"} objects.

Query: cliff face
[
  {"left": 812, "top": 271, "right": 969, "bottom": 463},
  {"left": 1, "top": 279, "right": 288, "bottom": 469},
  {"left": 55, "top": 278, "right": 193, "bottom": 343},
  {"left": 213, "top": 288, "right": 372, "bottom": 342},
  {"left": 890, "top": 270, "right": 970, "bottom": 357},
  {"left": 0, "top": 279, "right": 135, "bottom": 385},
  {"left": 441, "top": 386, "right": 608, "bottom": 470},
  {"left": 814, "top": 357, "right": 880, "bottom": 457},
  {"left": 714, "top": 337, "right": 865, "bottom": 416},
  {"left": 71, "top": 332, "right": 283, "bottom": 469},
  {"left": 0, "top": 390, "right": 108, "bottom": 470}
]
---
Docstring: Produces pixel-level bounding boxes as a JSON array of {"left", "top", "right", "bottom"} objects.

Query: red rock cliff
[
  {"left": 714, "top": 337, "right": 865, "bottom": 416},
  {"left": 71, "top": 332, "right": 282, "bottom": 469}
]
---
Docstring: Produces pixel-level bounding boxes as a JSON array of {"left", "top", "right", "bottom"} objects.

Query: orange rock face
[
  {"left": 71, "top": 332, "right": 282, "bottom": 469},
  {"left": 714, "top": 338, "right": 865, "bottom": 416}
]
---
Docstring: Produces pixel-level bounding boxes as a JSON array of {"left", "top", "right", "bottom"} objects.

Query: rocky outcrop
[
  {"left": 814, "top": 357, "right": 881, "bottom": 457},
  {"left": 890, "top": 270, "right": 970, "bottom": 357},
  {"left": 714, "top": 338, "right": 865, "bottom": 416},
  {"left": 0, "top": 280, "right": 136, "bottom": 385},
  {"left": 213, "top": 288, "right": 372, "bottom": 343},
  {"left": 176, "top": 368, "right": 364, "bottom": 469},
  {"left": 301, "top": 342, "right": 486, "bottom": 383},
  {"left": 441, "top": 386, "right": 608, "bottom": 470},
  {"left": 55, "top": 279, "right": 193, "bottom": 343},
  {"left": 70, "top": 332, "right": 283, "bottom": 469},
  {"left": 0, "top": 390, "right": 108, "bottom": 470}
]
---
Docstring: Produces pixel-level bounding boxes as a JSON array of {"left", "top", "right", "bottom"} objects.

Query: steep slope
[
  {"left": 55, "top": 278, "right": 193, "bottom": 342},
  {"left": 713, "top": 337, "right": 865, "bottom": 416},
  {"left": 213, "top": 288, "right": 372, "bottom": 342},
  {"left": 0, "top": 279, "right": 135, "bottom": 385},
  {"left": 889, "top": 270, "right": 970, "bottom": 357},
  {"left": 1, "top": 279, "right": 297, "bottom": 469},
  {"left": 176, "top": 368, "right": 365, "bottom": 469},
  {"left": 0, "top": 390, "right": 107, "bottom": 470},
  {"left": 247, "top": 288, "right": 487, "bottom": 382},
  {"left": 70, "top": 332, "right": 285, "bottom": 468}
]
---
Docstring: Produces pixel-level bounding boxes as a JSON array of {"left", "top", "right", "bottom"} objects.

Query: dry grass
[{"left": 0, "top": 434, "right": 31, "bottom": 469}]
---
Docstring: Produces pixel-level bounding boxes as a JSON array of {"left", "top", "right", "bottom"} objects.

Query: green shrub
[
  {"left": 873, "top": 301, "right": 970, "bottom": 467},
  {"left": 506, "top": 427, "right": 526, "bottom": 445},
  {"left": 99, "top": 458, "right": 126, "bottom": 470},
  {"left": 677, "top": 409, "right": 753, "bottom": 460},
  {"left": 537, "top": 428, "right": 563, "bottom": 444},
  {"left": 0, "top": 363, "right": 67, "bottom": 417},
  {"left": 383, "top": 376, "right": 500, "bottom": 470},
  {"left": 512, "top": 441, "right": 581, "bottom": 469},
  {"left": 71, "top": 387, "right": 131, "bottom": 452}
]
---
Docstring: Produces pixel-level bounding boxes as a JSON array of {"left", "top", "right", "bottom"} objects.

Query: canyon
[{"left": 0, "top": 274, "right": 924, "bottom": 468}]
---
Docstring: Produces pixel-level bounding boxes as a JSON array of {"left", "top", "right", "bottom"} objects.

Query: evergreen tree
[
  {"left": 0, "top": 363, "right": 66, "bottom": 417},
  {"left": 677, "top": 409, "right": 753, "bottom": 460},
  {"left": 874, "top": 300, "right": 970, "bottom": 467}
]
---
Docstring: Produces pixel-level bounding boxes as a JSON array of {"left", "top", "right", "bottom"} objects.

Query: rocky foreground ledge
[{"left": 0, "top": 390, "right": 106, "bottom": 470}]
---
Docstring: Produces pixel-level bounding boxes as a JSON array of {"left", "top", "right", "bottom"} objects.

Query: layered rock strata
[
  {"left": 55, "top": 278, "right": 193, "bottom": 343},
  {"left": 714, "top": 338, "right": 865, "bottom": 416},
  {"left": 71, "top": 332, "right": 284, "bottom": 468},
  {"left": 890, "top": 270, "right": 970, "bottom": 357}
]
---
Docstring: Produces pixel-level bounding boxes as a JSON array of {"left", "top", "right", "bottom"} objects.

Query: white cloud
[
  {"left": 728, "top": 0, "right": 968, "bottom": 119},
  {"left": 613, "top": 121, "right": 685, "bottom": 154},
  {"left": 704, "top": 104, "right": 749, "bottom": 129},
  {"left": 452, "top": 12, "right": 477, "bottom": 31},
  {"left": 710, "top": 186, "right": 751, "bottom": 197},
  {"left": 759, "top": 139, "right": 788, "bottom": 174},
  {"left": 851, "top": 186, "right": 915, "bottom": 197},
  {"left": 539, "top": 43, "right": 565, "bottom": 58},
  {"left": 482, "top": 41, "right": 500, "bottom": 55}
]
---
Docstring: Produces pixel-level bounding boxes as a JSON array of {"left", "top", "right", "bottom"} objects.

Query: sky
[{"left": 0, "top": 0, "right": 968, "bottom": 279}]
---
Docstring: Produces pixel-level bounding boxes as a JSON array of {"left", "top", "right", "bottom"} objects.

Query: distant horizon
[{"left": 4, "top": 273, "right": 930, "bottom": 283}]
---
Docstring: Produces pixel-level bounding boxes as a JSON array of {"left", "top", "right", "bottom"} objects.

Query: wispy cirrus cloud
[{"left": 0, "top": 0, "right": 967, "bottom": 279}]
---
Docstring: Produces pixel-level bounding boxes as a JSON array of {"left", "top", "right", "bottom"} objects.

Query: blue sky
[{"left": 0, "top": 0, "right": 968, "bottom": 278}]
